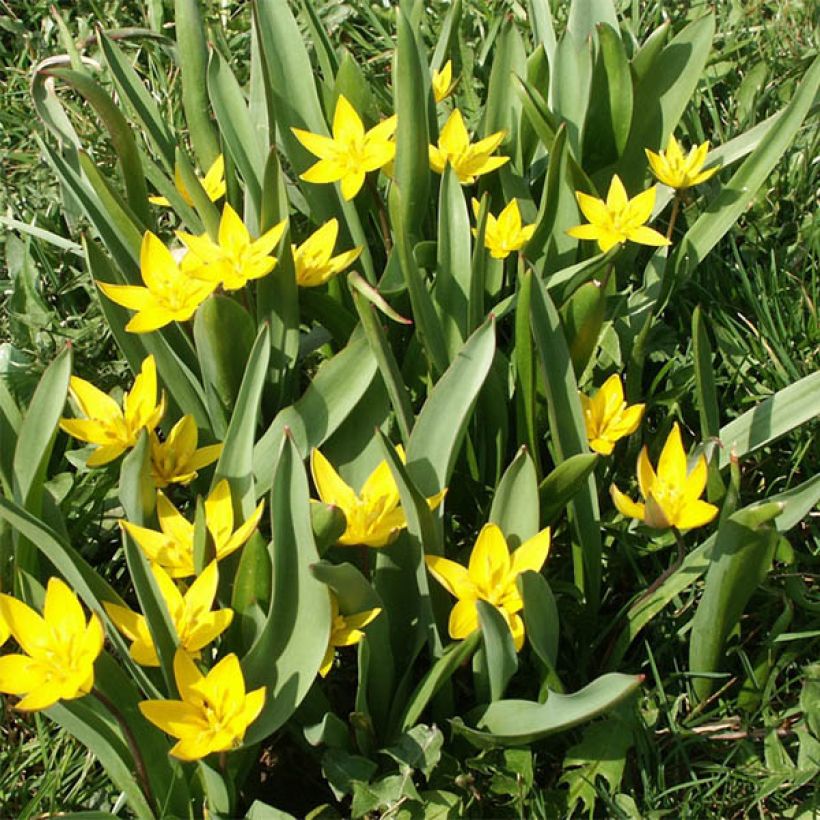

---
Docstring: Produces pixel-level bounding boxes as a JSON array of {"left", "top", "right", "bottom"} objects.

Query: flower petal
[
  {"left": 610, "top": 484, "right": 645, "bottom": 522},
  {"left": 448, "top": 598, "right": 479, "bottom": 640},
  {"left": 675, "top": 499, "right": 719, "bottom": 530},
  {"left": 311, "top": 449, "right": 358, "bottom": 509}
]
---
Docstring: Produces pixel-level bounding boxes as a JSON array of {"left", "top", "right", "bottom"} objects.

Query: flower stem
[
  {"left": 366, "top": 176, "right": 393, "bottom": 253},
  {"left": 635, "top": 526, "right": 687, "bottom": 603},
  {"left": 93, "top": 687, "right": 155, "bottom": 810},
  {"left": 666, "top": 194, "right": 681, "bottom": 242}
]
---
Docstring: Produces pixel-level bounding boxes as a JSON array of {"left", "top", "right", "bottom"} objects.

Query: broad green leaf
[
  {"left": 476, "top": 600, "right": 518, "bottom": 702},
  {"left": 519, "top": 570, "right": 560, "bottom": 676},
  {"left": 431, "top": 0, "right": 463, "bottom": 72},
  {"left": 453, "top": 673, "right": 642, "bottom": 746},
  {"left": 560, "top": 279, "right": 606, "bottom": 376},
  {"left": 489, "top": 447, "right": 539, "bottom": 548},
  {"left": 539, "top": 453, "right": 599, "bottom": 525},
  {"left": 407, "top": 317, "right": 496, "bottom": 496},
  {"left": 243, "top": 433, "right": 331, "bottom": 744},
  {"left": 482, "top": 22, "right": 526, "bottom": 146},
  {"left": 551, "top": 31, "right": 593, "bottom": 160},
  {"left": 630, "top": 21, "right": 669, "bottom": 83},
  {"left": 718, "top": 371, "right": 820, "bottom": 468},
  {"left": 567, "top": 0, "right": 619, "bottom": 44},
  {"left": 527, "top": 0, "right": 557, "bottom": 66}
]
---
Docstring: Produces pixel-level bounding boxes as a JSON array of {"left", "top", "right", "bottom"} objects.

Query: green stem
[
  {"left": 634, "top": 526, "right": 686, "bottom": 604},
  {"left": 366, "top": 176, "right": 393, "bottom": 253}
]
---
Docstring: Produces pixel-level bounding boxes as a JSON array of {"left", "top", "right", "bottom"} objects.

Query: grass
[{"left": 0, "top": 0, "right": 818, "bottom": 815}]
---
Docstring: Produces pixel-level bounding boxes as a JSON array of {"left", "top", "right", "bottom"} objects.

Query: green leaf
[
  {"left": 243, "top": 433, "right": 332, "bottom": 744},
  {"left": 513, "top": 271, "right": 539, "bottom": 470},
  {"left": 519, "top": 570, "right": 560, "bottom": 676},
  {"left": 692, "top": 306, "right": 720, "bottom": 439},
  {"left": 490, "top": 447, "right": 539, "bottom": 548},
  {"left": 407, "top": 318, "right": 496, "bottom": 496},
  {"left": 567, "top": 0, "right": 618, "bottom": 44},
  {"left": 382, "top": 724, "right": 444, "bottom": 780},
  {"left": 527, "top": 0, "right": 556, "bottom": 64},
  {"left": 718, "top": 371, "right": 820, "bottom": 469},
  {"left": 394, "top": 9, "right": 430, "bottom": 239},
  {"left": 551, "top": 31, "right": 593, "bottom": 159},
  {"left": 454, "top": 673, "right": 643, "bottom": 746},
  {"left": 482, "top": 22, "right": 526, "bottom": 144},
  {"left": 560, "top": 279, "right": 606, "bottom": 376},
  {"left": 476, "top": 600, "right": 518, "bottom": 702},
  {"left": 539, "top": 452, "right": 599, "bottom": 525}
]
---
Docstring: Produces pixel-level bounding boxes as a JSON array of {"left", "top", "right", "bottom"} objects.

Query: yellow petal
[
  {"left": 605, "top": 175, "right": 629, "bottom": 212},
  {"left": 140, "top": 231, "right": 179, "bottom": 292},
  {"left": 218, "top": 204, "right": 251, "bottom": 256},
  {"left": 624, "top": 186, "right": 657, "bottom": 227},
  {"left": 468, "top": 523, "right": 510, "bottom": 594},
  {"left": 291, "top": 128, "right": 338, "bottom": 161},
  {"left": 183, "top": 560, "right": 219, "bottom": 620},
  {"left": 69, "top": 376, "right": 123, "bottom": 422},
  {"left": 173, "top": 647, "right": 204, "bottom": 702},
  {"left": 424, "top": 555, "right": 475, "bottom": 600},
  {"left": 438, "top": 108, "right": 470, "bottom": 156},
  {"left": 184, "top": 609, "right": 233, "bottom": 651},
  {"left": 574, "top": 192, "right": 611, "bottom": 227},
  {"left": 97, "top": 282, "right": 156, "bottom": 311},
  {"left": 0, "top": 654, "right": 43, "bottom": 695},
  {"left": 332, "top": 94, "right": 365, "bottom": 145},
  {"left": 657, "top": 423, "right": 687, "bottom": 488},
  {"left": 675, "top": 499, "right": 719, "bottom": 530},
  {"left": 637, "top": 446, "right": 657, "bottom": 499},
  {"left": 16, "top": 680, "right": 68, "bottom": 711},
  {"left": 684, "top": 454, "right": 709, "bottom": 502},
  {"left": 311, "top": 449, "right": 358, "bottom": 509},
  {"left": 509, "top": 527, "right": 551, "bottom": 577},
  {"left": 220, "top": 500, "right": 265, "bottom": 558},
  {"left": 103, "top": 601, "right": 144, "bottom": 642},
  {"left": 125, "top": 306, "right": 180, "bottom": 333},
  {"left": 626, "top": 226, "right": 670, "bottom": 248},
  {"left": 139, "top": 698, "right": 205, "bottom": 738},
  {"left": 300, "top": 158, "right": 346, "bottom": 185},
  {"left": 610, "top": 484, "right": 645, "bottom": 522},
  {"left": 340, "top": 171, "right": 366, "bottom": 201},
  {"left": 0, "top": 594, "right": 48, "bottom": 657},
  {"left": 319, "top": 643, "right": 335, "bottom": 677},
  {"left": 204, "top": 479, "right": 235, "bottom": 544},
  {"left": 448, "top": 598, "right": 479, "bottom": 640}
]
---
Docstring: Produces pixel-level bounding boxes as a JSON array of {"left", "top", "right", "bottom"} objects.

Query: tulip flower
[
  {"left": 60, "top": 354, "right": 165, "bottom": 467},
  {"left": 177, "top": 204, "right": 287, "bottom": 292},
  {"left": 149, "top": 154, "right": 226, "bottom": 207},
  {"left": 310, "top": 446, "right": 445, "bottom": 548},
  {"left": 293, "top": 219, "right": 362, "bottom": 287},
  {"left": 0, "top": 578, "right": 104, "bottom": 711},
  {"left": 97, "top": 232, "right": 217, "bottom": 333},
  {"left": 471, "top": 198, "right": 535, "bottom": 259},
  {"left": 432, "top": 60, "right": 457, "bottom": 103},
  {"left": 425, "top": 523, "right": 551, "bottom": 651},
  {"left": 150, "top": 414, "right": 222, "bottom": 488},
  {"left": 139, "top": 649, "right": 265, "bottom": 761},
  {"left": 610, "top": 422, "right": 719, "bottom": 530},
  {"left": 122, "top": 479, "right": 264, "bottom": 578},
  {"left": 429, "top": 109, "right": 509, "bottom": 184},
  {"left": 319, "top": 592, "right": 381, "bottom": 677},
  {"left": 104, "top": 561, "right": 233, "bottom": 666},
  {"left": 292, "top": 95, "right": 397, "bottom": 201},
  {"left": 645, "top": 135, "right": 719, "bottom": 191},
  {"left": 566, "top": 175, "right": 670, "bottom": 253},
  {"left": 580, "top": 374, "right": 645, "bottom": 456}
]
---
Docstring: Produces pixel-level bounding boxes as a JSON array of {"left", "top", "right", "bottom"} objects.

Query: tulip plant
[{"left": 0, "top": 0, "right": 818, "bottom": 816}]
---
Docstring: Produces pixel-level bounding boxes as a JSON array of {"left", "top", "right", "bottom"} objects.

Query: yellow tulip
[
  {"left": 645, "top": 135, "right": 719, "bottom": 191},
  {"left": 292, "top": 94, "right": 397, "bottom": 201},
  {"left": 471, "top": 197, "right": 535, "bottom": 259},
  {"left": 60, "top": 354, "right": 165, "bottom": 467},
  {"left": 429, "top": 109, "right": 509, "bottom": 184},
  {"left": 139, "top": 649, "right": 265, "bottom": 761},
  {"left": 150, "top": 414, "right": 222, "bottom": 488},
  {"left": 580, "top": 374, "right": 645, "bottom": 456},
  {"left": 97, "top": 232, "right": 217, "bottom": 333},
  {"left": 425, "top": 523, "right": 551, "bottom": 651},
  {"left": 293, "top": 219, "right": 362, "bottom": 287},
  {"left": 319, "top": 592, "right": 381, "bottom": 677},
  {"left": 310, "top": 446, "right": 445, "bottom": 548},
  {"left": 610, "top": 422, "right": 719, "bottom": 530},
  {"left": 566, "top": 175, "right": 671, "bottom": 253},
  {"left": 104, "top": 561, "right": 232, "bottom": 667},
  {"left": 432, "top": 60, "right": 457, "bottom": 103},
  {"left": 122, "top": 479, "right": 264, "bottom": 578},
  {"left": 149, "top": 154, "right": 226, "bottom": 207},
  {"left": 177, "top": 204, "right": 287, "bottom": 292},
  {"left": 0, "top": 578, "right": 104, "bottom": 711}
]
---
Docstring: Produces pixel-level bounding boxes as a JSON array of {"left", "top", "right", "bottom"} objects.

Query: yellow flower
[
  {"left": 149, "top": 154, "right": 226, "bottom": 208},
  {"left": 610, "top": 422, "right": 719, "bottom": 530},
  {"left": 580, "top": 374, "right": 645, "bottom": 456},
  {"left": 645, "top": 135, "right": 719, "bottom": 191},
  {"left": 139, "top": 649, "right": 265, "bottom": 761},
  {"left": 471, "top": 198, "right": 535, "bottom": 259},
  {"left": 0, "top": 606, "right": 9, "bottom": 647},
  {"left": 310, "top": 446, "right": 446, "bottom": 549},
  {"left": 429, "top": 109, "right": 509, "bottom": 185},
  {"left": 292, "top": 95, "right": 398, "bottom": 201},
  {"left": 122, "top": 479, "right": 264, "bottom": 578},
  {"left": 60, "top": 354, "right": 165, "bottom": 467},
  {"left": 319, "top": 592, "right": 381, "bottom": 677},
  {"left": 566, "top": 175, "right": 671, "bottom": 253},
  {"left": 432, "top": 60, "right": 456, "bottom": 103},
  {"left": 425, "top": 523, "right": 551, "bottom": 651},
  {"left": 97, "top": 232, "right": 217, "bottom": 333},
  {"left": 104, "top": 561, "right": 232, "bottom": 667},
  {"left": 293, "top": 219, "right": 362, "bottom": 287},
  {"left": 0, "top": 578, "right": 104, "bottom": 711},
  {"left": 150, "top": 415, "right": 222, "bottom": 488},
  {"left": 177, "top": 204, "right": 287, "bottom": 292}
]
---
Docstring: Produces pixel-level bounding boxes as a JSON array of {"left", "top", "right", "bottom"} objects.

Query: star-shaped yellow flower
[
  {"left": 292, "top": 95, "right": 398, "bottom": 201},
  {"left": 645, "top": 135, "right": 719, "bottom": 191},
  {"left": 104, "top": 561, "right": 232, "bottom": 667},
  {"left": 293, "top": 219, "right": 362, "bottom": 287},
  {"left": 97, "top": 232, "right": 217, "bottom": 333},
  {"left": 0, "top": 578, "right": 104, "bottom": 711},
  {"left": 425, "top": 523, "right": 551, "bottom": 651},
  {"left": 122, "top": 479, "right": 264, "bottom": 578},
  {"left": 580, "top": 374, "right": 645, "bottom": 456},
  {"left": 149, "top": 154, "right": 226, "bottom": 207},
  {"left": 150, "top": 415, "right": 222, "bottom": 488},
  {"left": 139, "top": 649, "right": 265, "bottom": 761},
  {"left": 177, "top": 204, "right": 287, "bottom": 292},
  {"left": 432, "top": 60, "right": 457, "bottom": 103},
  {"left": 566, "top": 175, "right": 671, "bottom": 253},
  {"left": 610, "top": 422, "right": 719, "bottom": 530},
  {"left": 310, "top": 446, "right": 446, "bottom": 548},
  {"left": 429, "top": 109, "right": 509, "bottom": 185},
  {"left": 471, "top": 198, "right": 535, "bottom": 259},
  {"left": 60, "top": 354, "right": 165, "bottom": 467},
  {"left": 319, "top": 592, "right": 381, "bottom": 677}
]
